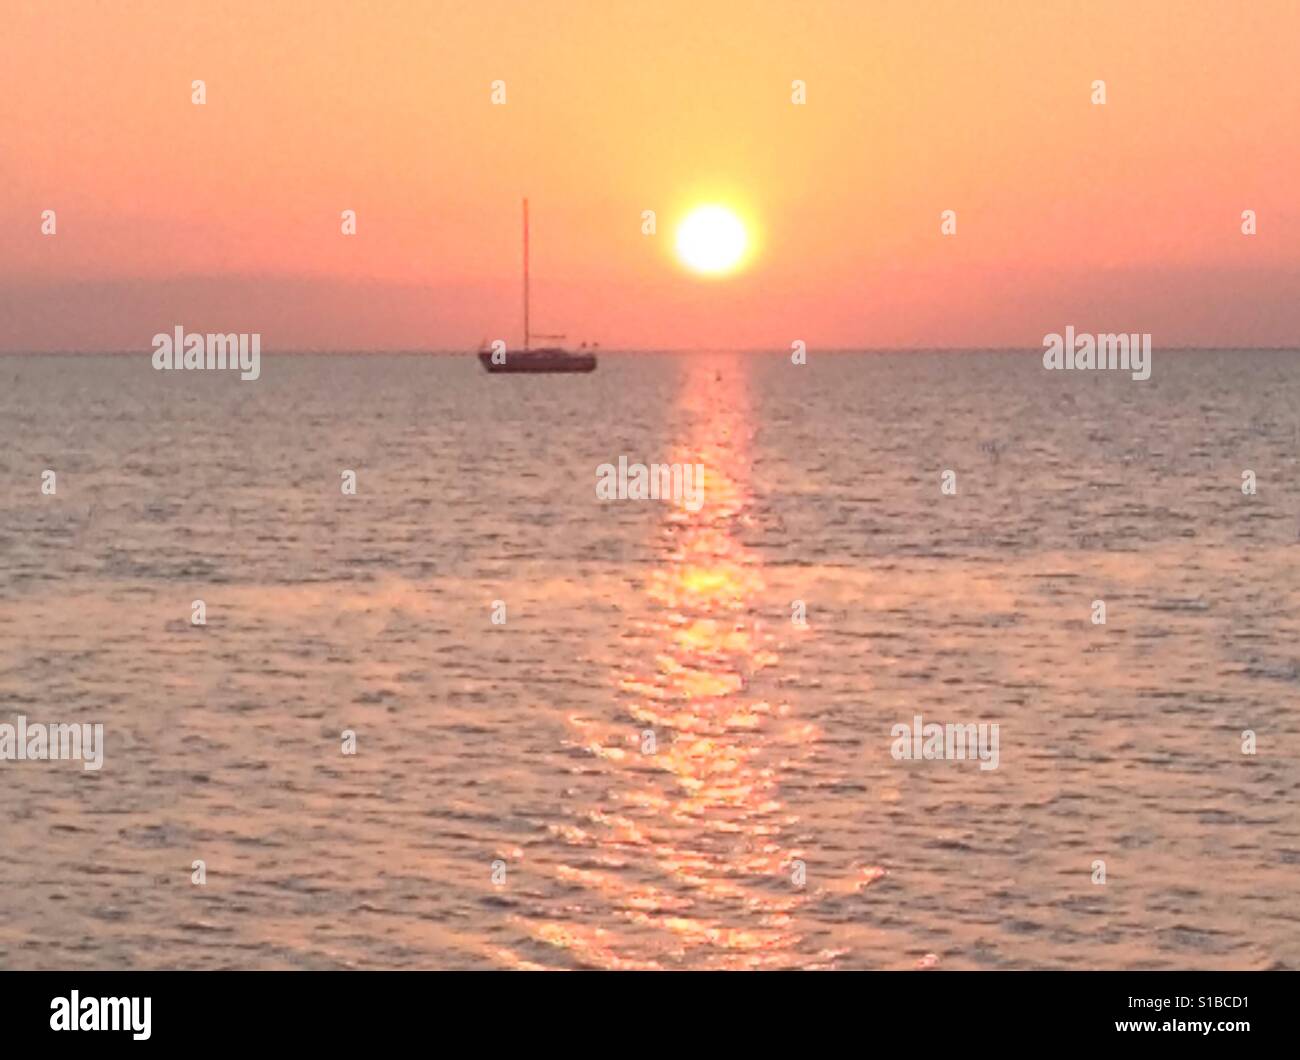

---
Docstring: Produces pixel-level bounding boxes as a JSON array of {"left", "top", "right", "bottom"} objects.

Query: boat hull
[{"left": 478, "top": 350, "right": 597, "bottom": 373}]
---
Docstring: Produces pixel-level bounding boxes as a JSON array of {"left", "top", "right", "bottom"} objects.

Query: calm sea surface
[{"left": 1, "top": 350, "right": 1297, "bottom": 969}]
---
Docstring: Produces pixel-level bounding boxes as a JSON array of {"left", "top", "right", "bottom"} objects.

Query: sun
[{"left": 675, "top": 205, "right": 748, "bottom": 276}]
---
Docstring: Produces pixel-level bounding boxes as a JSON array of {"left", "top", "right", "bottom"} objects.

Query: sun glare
[{"left": 675, "top": 205, "right": 748, "bottom": 276}]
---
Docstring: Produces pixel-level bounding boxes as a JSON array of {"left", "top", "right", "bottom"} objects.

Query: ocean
[{"left": 1, "top": 349, "right": 1297, "bottom": 969}]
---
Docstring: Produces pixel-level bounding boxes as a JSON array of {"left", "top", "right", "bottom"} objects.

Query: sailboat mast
[{"left": 522, "top": 197, "right": 530, "bottom": 352}]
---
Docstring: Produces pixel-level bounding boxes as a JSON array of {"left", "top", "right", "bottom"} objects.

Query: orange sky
[{"left": 1, "top": 0, "right": 1297, "bottom": 351}]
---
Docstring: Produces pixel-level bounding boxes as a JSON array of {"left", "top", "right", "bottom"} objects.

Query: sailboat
[{"left": 478, "top": 198, "right": 597, "bottom": 373}]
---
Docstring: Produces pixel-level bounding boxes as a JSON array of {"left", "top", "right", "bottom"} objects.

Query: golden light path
[{"left": 522, "top": 354, "right": 827, "bottom": 969}]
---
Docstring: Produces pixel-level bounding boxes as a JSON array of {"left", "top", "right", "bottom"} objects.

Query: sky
[{"left": 1, "top": 0, "right": 1298, "bottom": 352}]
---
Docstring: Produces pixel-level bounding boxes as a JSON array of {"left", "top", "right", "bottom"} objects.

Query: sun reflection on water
[{"left": 522, "top": 354, "right": 822, "bottom": 969}]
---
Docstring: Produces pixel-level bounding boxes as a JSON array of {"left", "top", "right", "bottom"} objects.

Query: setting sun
[{"left": 675, "top": 205, "right": 749, "bottom": 276}]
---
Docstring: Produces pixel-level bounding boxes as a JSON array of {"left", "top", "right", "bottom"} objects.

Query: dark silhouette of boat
[
  {"left": 478, "top": 199, "right": 597, "bottom": 374},
  {"left": 477, "top": 346, "right": 596, "bottom": 373}
]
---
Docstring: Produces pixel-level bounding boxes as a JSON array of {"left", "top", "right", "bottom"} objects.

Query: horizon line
[{"left": 2, "top": 345, "right": 1298, "bottom": 357}]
